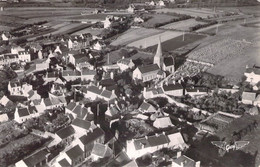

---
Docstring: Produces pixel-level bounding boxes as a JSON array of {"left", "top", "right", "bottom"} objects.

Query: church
[{"left": 132, "top": 37, "right": 175, "bottom": 82}]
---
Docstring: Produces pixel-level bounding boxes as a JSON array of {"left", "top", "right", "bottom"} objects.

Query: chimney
[
  {"left": 181, "top": 162, "right": 184, "bottom": 167},
  {"left": 87, "top": 107, "right": 91, "bottom": 113},
  {"left": 89, "top": 128, "right": 93, "bottom": 133},
  {"left": 112, "top": 89, "right": 115, "bottom": 94},
  {"left": 103, "top": 87, "right": 106, "bottom": 91},
  {"left": 173, "top": 80, "right": 176, "bottom": 84},
  {"left": 122, "top": 96, "right": 126, "bottom": 101},
  {"left": 177, "top": 151, "right": 182, "bottom": 158},
  {"left": 178, "top": 80, "right": 181, "bottom": 84},
  {"left": 195, "top": 161, "right": 201, "bottom": 167},
  {"left": 155, "top": 133, "right": 159, "bottom": 137},
  {"left": 99, "top": 85, "right": 102, "bottom": 89}
]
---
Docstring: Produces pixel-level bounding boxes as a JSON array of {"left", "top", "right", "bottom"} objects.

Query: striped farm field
[
  {"left": 160, "top": 19, "right": 207, "bottom": 31},
  {"left": 111, "top": 28, "right": 164, "bottom": 46},
  {"left": 127, "top": 31, "right": 183, "bottom": 49}
]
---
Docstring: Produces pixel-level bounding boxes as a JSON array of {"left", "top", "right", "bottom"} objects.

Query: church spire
[{"left": 153, "top": 36, "right": 163, "bottom": 68}]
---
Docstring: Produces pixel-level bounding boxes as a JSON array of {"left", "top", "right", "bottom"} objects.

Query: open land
[
  {"left": 0, "top": 7, "right": 98, "bottom": 31},
  {"left": 182, "top": 17, "right": 260, "bottom": 83},
  {"left": 154, "top": 8, "right": 219, "bottom": 19},
  {"left": 111, "top": 28, "right": 164, "bottom": 46},
  {"left": 147, "top": 33, "right": 206, "bottom": 52},
  {"left": 141, "top": 14, "right": 178, "bottom": 28},
  {"left": 160, "top": 18, "right": 207, "bottom": 31},
  {"left": 127, "top": 31, "right": 183, "bottom": 49}
]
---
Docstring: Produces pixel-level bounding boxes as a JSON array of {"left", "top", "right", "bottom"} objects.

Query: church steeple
[{"left": 153, "top": 36, "right": 163, "bottom": 68}]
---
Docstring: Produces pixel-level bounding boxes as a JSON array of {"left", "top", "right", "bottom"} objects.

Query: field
[
  {"left": 127, "top": 31, "right": 183, "bottom": 49},
  {"left": 0, "top": 7, "right": 98, "bottom": 31},
  {"left": 160, "top": 19, "right": 207, "bottom": 31},
  {"left": 142, "top": 14, "right": 178, "bottom": 28},
  {"left": 111, "top": 28, "right": 164, "bottom": 46},
  {"left": 154, "top": 8, "right": 218, "bottom": 18},
  {"left": 180, "top": 17, "right": 260, "bottom": 84},
  {"left": 146, "top": 33, "right": 206, "bottom": 52},
  {"left": 188, "top": 38, "right": 251, "bottom": 65},
  {"left": 71, "top": 27, "right": 103, "bottom": 36}
]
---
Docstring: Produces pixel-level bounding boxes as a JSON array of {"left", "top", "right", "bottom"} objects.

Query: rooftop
[
  {"left": 72, "top": 118, "right": 91, "bottom": 130},
  {"left": 79, "top": 127, "right": 105, "bottom": 145},
  {"left": 163, "top": 83, "right": 183, "bottom": 91},
  {"left": 138, "top": 64, "right": 159, "bottom": 74},
  {"left": 56, "top": 125, "right": 75, "bottom": 139},
  {"left": 66, "top": 145, "right": 84, "bottom": 160},
  {"left": 23, "top": 149, "right": 49, "bottom": 167}
]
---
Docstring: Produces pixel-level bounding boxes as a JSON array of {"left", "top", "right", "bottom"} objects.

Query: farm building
[{"left": 244, "top": 66, "right": 260, "bottom": 85}]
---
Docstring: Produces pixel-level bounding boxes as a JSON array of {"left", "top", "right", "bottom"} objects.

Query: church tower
[{"left": 153, "top": 37, "right": 163, "bottom": 68}]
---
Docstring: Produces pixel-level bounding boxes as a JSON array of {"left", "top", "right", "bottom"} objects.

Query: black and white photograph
[{"left": 0, "top": 0, "right": 259, "bottom": 166}]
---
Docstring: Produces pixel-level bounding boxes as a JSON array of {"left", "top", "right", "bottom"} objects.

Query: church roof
[{"left": 164, "top": 57, "right": 174, "bottom": 67}]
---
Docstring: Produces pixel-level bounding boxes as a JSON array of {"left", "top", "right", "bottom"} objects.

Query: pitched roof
[
  {"left": 139, "top": 102, "right": 153, "bottom": 111},
  {"left": 72, "top": 105, "right": 89, "bottom": 119},
  {"left": 17, "top": 108, "right": 30, "bottom": 117},
  {"left": 44, "top": 98, "right": 53, "bottom": 106},
  {"left": 56, "top": 125, "right": 75, "bottom": 139},
  {"left": 106, "top": 106, "right": 120, "bottom": 118},
  {"left": 81, "top": 69, "right": 96, "bottom": 75},
  {"left": 164, "top": 57, "right": 174, "bottom": 67},
  {"left": 138, "top": 64, "right": 159, "bottom": 74},
  {"left": 66, "top": 145, "right": 84, "bottom": 160},
  {"left": 117, "top": 59, "right": 132, "bottom": 65},
  {"left": 163, "top": 83, "right": 183, "bottom": 91},
  {"left": 23, "top": 149, "right": 49, "bottom": 167},
  {"left": 46, "top": 71, "right": 60, "bottom": 78},
  {"left": 242, "top": 92, "right": 256, "bottom": 101},
  {"left": 66, "top": 102, "right": 77, "bottom": 111},
  {"left": 100, "top": 89, "right": 113, "bottom": 99},
  {"left": 186, "top": 87, "right": 208, "bottom": 93},
  {"left": 153, "top": 117, "right": 174, "bottom": 128},
  {"left": 4, "top": 54, "right": 18, "bottom": 59},
  {"left": 58, "top": 158, "right": 70, "bottom": 167},
  {"left": 173, "top": 155, "right": 196, "bottom": 167},
  {"left": 245, "top": 68, "right": 260, "bottom": 75},
  {"left": 72, "top": 118, "right": 91, "bottom": 130},
  {"left": 167, "top": 132, "right": 186, "bottom": 146},
  {"left": 73, "top": 54, "right": 89, "bottom": 64},
  {"left": 79, "top": 127, "right": 105, "bottom": 145},
  {"left": 147, "top": 134, "right": 170, "bottom": 147},
  {"left": 62, "top": 70, "right": 81, "bottom": 77},
  {"left": 133, "top": 133, "right": 169, "bottom": 150},
  {"left": 88, "top": 86, "right": 102, "bottom": 95},
  {"left": 91, "top": 143, "right": 112, "bottom": 158}
]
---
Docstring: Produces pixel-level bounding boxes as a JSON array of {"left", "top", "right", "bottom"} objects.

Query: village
[{"left": 0, "top": 0, "right": 260, "bottom": 167}]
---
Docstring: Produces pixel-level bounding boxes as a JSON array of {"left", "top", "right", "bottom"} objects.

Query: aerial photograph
[{"left": 0, "top": 0, "right": 259, "bottom": 167}]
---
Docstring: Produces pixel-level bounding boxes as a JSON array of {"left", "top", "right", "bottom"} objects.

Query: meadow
[
  {"left": 160, "top": 19, "right": 207, "bottom": 31},
  {"left": 111, "top": 28, "right": 164, "bottom": 46},
  {"left": 127, "top": 31, "right": 183, "bottom": 49}
]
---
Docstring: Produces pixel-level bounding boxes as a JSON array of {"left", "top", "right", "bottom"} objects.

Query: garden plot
[
  {"left": 142, "top": 14, "right": 178, "bottom": 28},
  {"left": 155, "top": 8, "right": 217, "bottom": 18},
  {"left": 72, "top": 27, "right": 103, "bottom": 36},
  {"left": 160, "top": 19, "right": 207, "bottom": 31},
  {"left": 127, "top": 31, "right": 183, "bottom": 49},
  {"left": 111, "top": 28, "right": 164, "bottom": 46}
]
